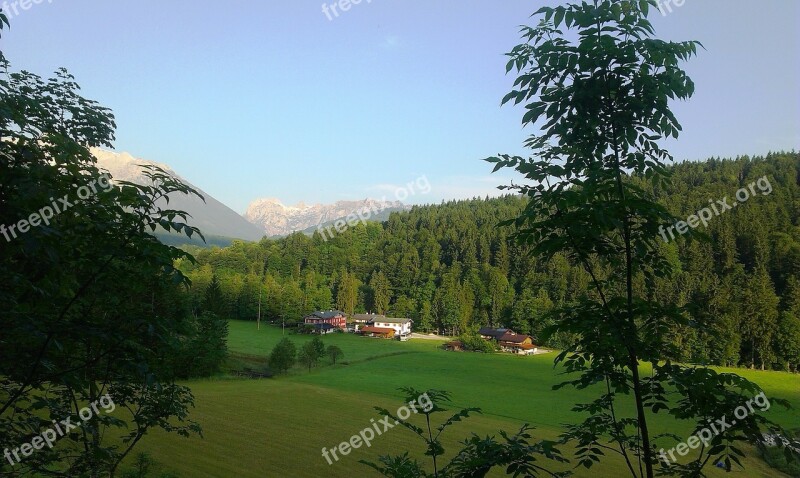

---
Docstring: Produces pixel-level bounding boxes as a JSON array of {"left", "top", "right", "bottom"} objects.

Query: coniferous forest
[{"left": 180, "top": 152, "right": 800, "bottom": 372}]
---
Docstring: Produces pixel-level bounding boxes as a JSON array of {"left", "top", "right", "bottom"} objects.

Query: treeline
[{"left": 177, "top": 152, "right": 800, "bottom": 371}]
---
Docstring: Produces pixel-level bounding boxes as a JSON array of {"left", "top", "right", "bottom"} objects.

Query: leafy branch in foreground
[
  {"left": 486, "top": 1, "right": 796, "bottom": 477},
  {"left": 0, "top": 50, "right": 206, "bottom": 476},
  {"left": 361, "top": 388, "right": 568, "bottom": 477}
]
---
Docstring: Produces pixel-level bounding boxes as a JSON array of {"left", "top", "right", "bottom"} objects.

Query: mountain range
[
  {"left": 244, "top": 198, "right": 406, "bottom": 237},
  {"left": 92, "top": 149, "right": 406, "bottom": 242}
]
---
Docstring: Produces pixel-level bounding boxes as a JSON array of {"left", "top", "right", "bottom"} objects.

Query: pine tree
[
  {"left": 336, "top": 271, "right": 359, "bottom": 316},
  {"left": 369, "top": 271, "right": 391, "bottom": 315},
  {"left": 741, "top": 268, "right": 780, "bottom": 369},
  {"left": 203, "top": 275, "right": 226, "bottom": 318},
  {"left": 775, "top": 312, "right": 800, "bottom": 372}
]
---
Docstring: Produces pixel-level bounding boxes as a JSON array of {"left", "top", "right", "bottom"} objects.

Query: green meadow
[{"left": 128, "top": 321, "right": 800, "bottom": 477}]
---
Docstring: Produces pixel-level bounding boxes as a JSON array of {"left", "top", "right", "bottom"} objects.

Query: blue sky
[{"left": 2, "top": 0, "right": 798, "bottom": 212}]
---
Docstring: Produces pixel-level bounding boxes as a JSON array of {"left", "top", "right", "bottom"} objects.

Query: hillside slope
[{"left": 93, "top": 149, "right": 265, "bottom": 242}]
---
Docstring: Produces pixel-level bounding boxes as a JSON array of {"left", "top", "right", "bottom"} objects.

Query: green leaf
[
  {"left": 640, "top": 0, "right": 650, "bottom": 17},
  {"left": 554, "top": 8, "right": 565, "bottom": 29}
]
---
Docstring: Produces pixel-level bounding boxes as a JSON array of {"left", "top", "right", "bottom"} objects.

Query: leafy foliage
[
  {"left": 180, "top": 311, "right": 229, "bottom": 378},
  {"left": 486, "top": 1, "right": 797, "bottom": 477},
  {"left": 457, "top": 333, "right": 496, "bottom": 353},
  {"left": 309, "top": 336, "right": 326, "bottom": 360},
  {"left": 361, "top": 388, "right": 567, "bottom": 477},
  {"left": 0, "top": 57, "right": 204, "bottom": 475},
  {"left": 298, "top": 341, "right": 321, "bottom": 372},
  {"left": 326, "top": 345, "right": 344, "bottom": 365},
  {"left": 268, "top": 338, "right": 297, "bottom": 374}
]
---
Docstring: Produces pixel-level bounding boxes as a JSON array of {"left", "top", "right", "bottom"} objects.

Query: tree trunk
[{"left": 629, "top": 354, "right": 654, "bottom": 478}]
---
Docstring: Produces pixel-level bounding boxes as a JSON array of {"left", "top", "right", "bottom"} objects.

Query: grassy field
[{"left": 126, "top": 321, "right": 800, "bottom": 477}]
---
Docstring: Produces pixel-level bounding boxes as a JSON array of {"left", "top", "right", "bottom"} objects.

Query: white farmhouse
[{"left": 370, "top": 317, "right": 412, "bottom": 337}]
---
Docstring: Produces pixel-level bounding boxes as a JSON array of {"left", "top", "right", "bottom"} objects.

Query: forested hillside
[{"left": 179, "top": 152, "right": 800, "bottom": 371}]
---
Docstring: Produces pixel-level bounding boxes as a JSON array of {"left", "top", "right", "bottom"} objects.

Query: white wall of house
[{"left": 374, "top": 321, "right": 411, "bottom": 336}]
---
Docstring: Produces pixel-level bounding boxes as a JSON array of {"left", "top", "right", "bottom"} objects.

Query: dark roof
[
  {"left": 353, "top": 313, "right": 385, "bottom": 321},
  {"left": 478, "top": 327, "right": 513, "bottom": 340},
  {"left": 373, "top": 317, "right": 411, "bottom": 324},
  {"left": 307, "top": 310, "right": 346, "bottom": 320}
]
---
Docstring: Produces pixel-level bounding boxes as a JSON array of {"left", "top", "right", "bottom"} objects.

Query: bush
[
  {"left": 458, "top": 333, "right": 496, "bottom": 353},
  {"left": 327, "top": 345, "right": 344, "bottom": 365},
  {"left": 296, "top": 324, "right": 315, "bottom": 335},
  {"left": 761, "top": 430, "right": 800, "bottom": 477},
  {"left": 121, "top": 453, "right": 179, "bottom": 478}
]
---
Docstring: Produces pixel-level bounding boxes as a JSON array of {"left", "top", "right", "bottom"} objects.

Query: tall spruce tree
[{"left": 369, "top": 270, "right": 391, "bottom": 315}]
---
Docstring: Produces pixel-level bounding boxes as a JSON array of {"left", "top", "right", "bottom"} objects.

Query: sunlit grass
[{"left": 124, "top": 321, "right": 800, "bottom": 477}]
